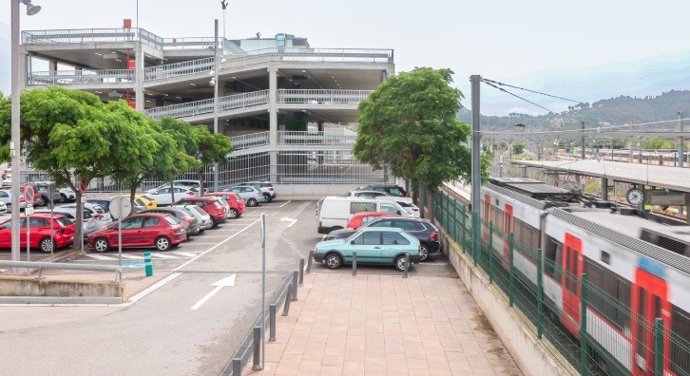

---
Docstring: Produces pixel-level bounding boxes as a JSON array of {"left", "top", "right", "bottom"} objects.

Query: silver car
[
  {"left": 223, "top": 186, "right": 264, "bottom": 207},
  {"left": 179, "top": 204, "right": 213, "bottom": 230},
  {"left": 35, "top": 207, "right": 99, "bottom": 238},
  {"left": 61, "top": 202, "right": 113, "bottom": 229}
]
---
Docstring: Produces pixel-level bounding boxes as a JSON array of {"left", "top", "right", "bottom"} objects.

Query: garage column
[
  {"left": 601, "top": 177, "right": 609, "bottom": 201},
  {"left": 268, "top": 65, "right": 278, "bottom": 182},
  {"left": 134, "top": 43, "right": 145, "bottom": 111},
  {"left": 686, "top": 193, "right": 690, "bottom": 224}
]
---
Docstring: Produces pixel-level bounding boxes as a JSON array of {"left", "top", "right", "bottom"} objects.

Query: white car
[
  {"left": 238, "top": 181, "right": 277, "bottom": 202},
  {"left": 146, "top": 180, "right": 204, "bottom": 196},
  {"left": 349, "top": 190, "right": 414, "bottom": 204},
  {"left": 58, "top": 187, "right": 76, "bottom": 202},
  {"left": 0, "top": 201, "right": 7, "bottom": 214},
  {"left": 61, "top": 202, "right": 113, "bottom": 228},
  {"left": 222, "top": 186, "right": 265, "bottom": 207},
  {"left": 146, "top": 185, "right": 196, "bottom": 205}
]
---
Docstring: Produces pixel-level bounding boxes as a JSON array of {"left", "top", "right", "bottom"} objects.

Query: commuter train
[{"left": 463, "top": 179, "right": 690, "bottom": 376}]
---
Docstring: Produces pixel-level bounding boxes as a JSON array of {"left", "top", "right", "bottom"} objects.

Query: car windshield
[
  {"left": 164, "top": 216, "right": 180, "bottom": 225},
  {"left": 189, "top": 206, "right": 207, "bottom": 217},
  {"left": 56, "top": 217, "right": 74, "bottom": 227}
]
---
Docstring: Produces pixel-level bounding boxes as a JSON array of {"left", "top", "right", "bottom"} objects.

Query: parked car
[
  {"left": 146, "top": 180, "right": 204, "bottom": 196},
  {"left": 173, "top": 196, "right": 226, "bottom": 227},
  {"left": 86, "top": 198, "right": 112, "bottom": 212},
  {"left": 0, "top": 213, "right": 76, "bottom": 252},
  {"left": 0, "top": 189, "right": 26, "bottom": 210},
  {"left": 21, "top": 183, "right": 44, "bottom": 207},
  {"left": 146, "top": 185, "right": 196, "bottom": 206},
  {"left": 207, "top": 192, "right": 245, "bottom": 218},
  {"left": 357, "top": 184, "right": 408, "bottom": 197},
  {"left": 142, "top": 207, "right": 200, "bottom": 236},
  {"left": 324, "top": 217, "right": 441, "bottom": 262},
  {"left": 61, "top": 202, "right": 113, "bottom": 229},
  {"left": 177, "top": 204, "right": 213, "bottom": 231},
  {"left": 87, "top": 213, "right": 187, "bottom": 252},
  {"left": 316, "top": 196, "right": 411, "bottom": 234},
  {"left": 345, "top": 211, "right": 398, "bottom": 230},
  {"left": 1, "top": 168, "right": 11, "bottom": 180},
  {"left": 57, "top": 186, "right": 76, "bottom": 202},
  {"left": 238, "top": 181, "right": 277, "bottom": 202},
  {"left": 313, "top": 227, "right": 421, "bottom": 271},
  {"left": 349, "top": 190, "right": 414, "bottom": 204},
  {"left": 110, "top": 194, "right": 155, "bottom": 218},
  {"left": 34, "top": 207, "right": 99, "bottom": 239},
  {"left": 33, "top": 181, "right": 63, "bottom": 205},
  {"left": 222, "top": 186, "right": 264, "bottom": 207},
  {"left": 0, "top": 201, "right": 6, "bottom": 214}
]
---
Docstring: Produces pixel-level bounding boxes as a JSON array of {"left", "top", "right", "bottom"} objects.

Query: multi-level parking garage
[{"left": 19, "top": 25, "right": 395, "bottom": 194}]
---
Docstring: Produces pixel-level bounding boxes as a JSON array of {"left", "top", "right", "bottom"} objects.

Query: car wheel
[
  {"left": 394, "top": 255, "right": 409, "bottom": 272},
  {"left": 263, "top": 193, "right": 272, "bottom": 203},
  {"left": 36, "top": 197, "right": 45, "bottom": 207},
  {"left": 419, "top": 244, "right": 430, "bottom": 262},
  {"left": 228, "top": 208, "right": 239, "bottom": 219},
  {"left": 155, "top": 236, "right": 171, "bottom": 251},
  {"left": 58, "top": 194, "right": 67, "bottom": 203},
  {"left": 39, "top": 237, "right": 54, "bottom": 253},
  {"left": 210, "top": 217, "right": 218, "bottom": 228},
  {"left": 247, "top": 198, "right": 258, "bottom": 207},
  {"left": 93, "top": 238, "right": 110, "bottom": 253},
  {"left": 325, "top": 253, "right": 343, "bottom": 269}
]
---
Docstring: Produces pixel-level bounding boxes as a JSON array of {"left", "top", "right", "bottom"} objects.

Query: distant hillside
[{"left": 459, "top": 89, "right": 690, "bottom": 130}]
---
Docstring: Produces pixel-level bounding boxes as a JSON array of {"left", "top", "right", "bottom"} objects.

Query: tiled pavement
[{"left": 245, "top": 271, "right": 523, "bottom": 376}]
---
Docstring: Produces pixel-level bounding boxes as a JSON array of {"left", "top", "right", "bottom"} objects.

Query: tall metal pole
[
  {"left": 11, "top": 0, "right": 22, "bottom": 263},
  {"left": 221, "top": 0, "right": 228, "bottom": 41},
  {"left": 260, "top": 213, "right": 266, "bottom": 370},
  {"left": 677, "top": 112, "right": 684, "bottom": 168},
  {"left": 470, "top": 75, "right": 482, "bottom": 258},
  {"left": 581, "top": 121, "right": 586, "bottom": 160},
  {"left": 213, "top": 19, "right": 220, "bottom": 192}
]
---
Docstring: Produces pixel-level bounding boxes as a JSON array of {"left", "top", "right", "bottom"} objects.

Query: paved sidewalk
[{"left": 246, "top": 271, "right": 523, "bottom": 376}]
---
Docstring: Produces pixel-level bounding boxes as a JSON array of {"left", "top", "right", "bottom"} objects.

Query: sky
[{"left": 2, "top": 0, "right": 690, "bottom": 115}]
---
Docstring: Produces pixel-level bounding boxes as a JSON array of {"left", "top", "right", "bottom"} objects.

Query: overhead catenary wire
[
  {"left": 482, "top": 78, "right": 580, "bottom": 103},
  {"left": 482, "top": 80, "right": 556, "bottom": 114},
  {"left": 482, "top": 117, "right": 690, "bottom": 136}
]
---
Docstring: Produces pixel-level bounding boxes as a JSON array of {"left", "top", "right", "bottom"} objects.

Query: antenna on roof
[{"left": 256, "top": 32, "right": 261, "bottom": 39}]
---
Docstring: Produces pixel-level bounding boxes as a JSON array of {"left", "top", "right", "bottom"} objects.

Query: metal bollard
[
  {"left": 282, "top": 284, "right": 292, "bottom": 316},
  {"left": 306, "top": 251, "right": 314, "bottom": 273},
  {"left": 252, "top": 326, "right": 262, "bottom": 370},
  {"left": 299, "top": 258, "right": 305, "bottom": 285},
  {"left": 144, "top": 251, "right": 153, "bottom": 277},
  {"left": 352, "top": 251, "right": 357, "bottom": 276},
  {"left": 232, "top": 358, "right": 242, "bottom": 376},
  {"left": 403, "top": 253, "right": 410, "bottom": 279},
  {"left": 291, "top": 271, "right": 298, "bottom": 301},
  {"left": 269, "top": 304, "right": 277, "bottom": 342}
]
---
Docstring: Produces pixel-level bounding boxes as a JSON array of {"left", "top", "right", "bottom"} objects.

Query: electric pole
[
  {"left": 677, "top": 112, "right": 684, "bottom": 167},
  {"left": 581, "top": 121, "right": 586, "bottom": 160}
]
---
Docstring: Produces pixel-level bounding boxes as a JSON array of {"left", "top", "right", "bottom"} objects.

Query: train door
[
  {"left": 561, "top": 233, "right": 583, "bottom": 336},
  {"left": 631, "top": 268, "right": 670, "bottom": 376},
  {"left": 502, "top": 204, "right": 514, "bottom": 268}
]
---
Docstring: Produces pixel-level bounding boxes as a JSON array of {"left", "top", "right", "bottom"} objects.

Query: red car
[
  {"left": 174, "top": 197, "right": 227, "bottom": 227},
  {"left": 207, "top": 192, "right": 245, "bottom": 218},
  {"left": 0, "top": 213, "right": 76, "bottom": 252},
  {"left": 87, "top": 213, "right": 187, "bottom": 252},
  {"left": 346, "top": 211, "right": 398, "bottom": 230}
]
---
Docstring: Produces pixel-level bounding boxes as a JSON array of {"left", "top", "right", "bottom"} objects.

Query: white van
[{"left": 316, "top": 196, "right": 411, "bottom": 234}]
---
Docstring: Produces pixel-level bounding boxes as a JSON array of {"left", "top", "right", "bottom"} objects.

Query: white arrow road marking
[
  {"left": 280, "top": 217, "right": 297, "bottom": 228},
  {"left": 190, "top": 274, "right": 237, "bottom": 310},
  {"left": 169, "top": 251, "right": 198, "bottom": 258}
]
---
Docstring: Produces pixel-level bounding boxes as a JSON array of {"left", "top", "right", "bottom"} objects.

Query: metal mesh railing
[
  {"left": 430, "top": 188, "right": 689, "bottom": 376},
  {"left": 145, "top": 90, "right": 269, "bottom": 119},
  {"left": 27, "top": 69, "right": 135, "bottom": 86},
  {"left": 277, "top": 89, "right": 371, "bottom": 105},
  {"left": 277, "top": 131, "right": 356, "bottom": 146},
  {"left": 22, "top": 27, "right": 163, "bottom": 48}
]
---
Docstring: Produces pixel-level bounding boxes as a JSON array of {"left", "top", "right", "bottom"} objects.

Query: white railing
[
  {"left": 144, "top": 57, "right": 215, "bottom": 81},
  {"left": 22, "top": 28, "right": 164, "bottom": 49},
  {"left": 277, "top": 89, "right": 371, "bottom": 105},
  {"left": 278, "top": 131, "right": 357, "bottom": 145},
  {"left": 230, "top": 132, "right": 270, "bottom": 151},
  {"left": 145, "top": 90, "right": 269, "bottom": 119},
  {"left": 27, "top": 69, "right": 135, "bottom": 86}
]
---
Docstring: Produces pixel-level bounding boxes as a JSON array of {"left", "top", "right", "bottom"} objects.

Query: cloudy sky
[{"left": 2, "top": 0, "right": 690, "bottom": 114}]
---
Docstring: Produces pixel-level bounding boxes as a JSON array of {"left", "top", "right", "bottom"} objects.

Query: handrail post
[
  {"left": 579, "top": 273, "right": 589, "bottom": 376},
  {"left": 508, "top": 234, "right": 515, "bottom": 307},
  {"left": 488, "top": 221, "right": 494, "bottom": 283},
  {"left": 536, "top": 248, "right": 543, "bottom": 339},
  {"left": 654, "top": 317, "right": 664, "bottom": 376}
]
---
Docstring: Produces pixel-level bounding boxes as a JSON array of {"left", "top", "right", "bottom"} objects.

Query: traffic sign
[
  {"left": 26, "top": 206, "right": 34, "bottom": 215},
  {"left": 110, "top": 196, "right": 132, "bottom": 219},
  {"left": 23, "top": 185, "right": 34, "bottom": 203}
]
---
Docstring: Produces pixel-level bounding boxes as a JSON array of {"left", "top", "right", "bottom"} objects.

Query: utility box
[{"left": 123, "top": 19, "right": 132, "bottom": 29}]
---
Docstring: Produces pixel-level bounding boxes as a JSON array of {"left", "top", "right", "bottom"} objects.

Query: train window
[
  {"left": 600, "top": 251, "right": 610, "bottom": 264},
  {"left": 656, "top": 236, "right": 686, "bottom": 256},
  {"left": 544, "top": 237, "right": 562, "bottom": 280},
  {"left": 671, "top": 306, "right": 690, "bottom": 375}
]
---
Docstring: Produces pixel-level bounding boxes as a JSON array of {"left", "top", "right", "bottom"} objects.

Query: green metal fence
[{"left": 430, "top": 188, "right": 690, "bottom": 376}]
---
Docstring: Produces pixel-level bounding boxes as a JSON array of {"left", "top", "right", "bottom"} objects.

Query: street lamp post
[
  {"left": 211, "top": 19, "right": 220, "bottom": 192},
  {"left": 11, "top": 0, "right": 41, "bottom": 263}
]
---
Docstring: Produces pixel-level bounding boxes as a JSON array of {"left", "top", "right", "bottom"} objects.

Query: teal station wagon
[{"left": 313, "top": 227, "right": 421, "bottom": 271}]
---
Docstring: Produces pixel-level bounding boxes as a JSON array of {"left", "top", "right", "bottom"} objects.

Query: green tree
[
  {"left": 643, "top": 136, "right": 674, "bottom": 150},
  {"left": 353, "top": 67, "right": 483, "bottom": 207},
  {"left": 512, "top": 143, "right": 525, "bottom": 155}
]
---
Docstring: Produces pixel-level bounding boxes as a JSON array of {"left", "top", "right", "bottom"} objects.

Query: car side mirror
[{"left": 350, "top": 240, "right": 355, "bottom": 244}]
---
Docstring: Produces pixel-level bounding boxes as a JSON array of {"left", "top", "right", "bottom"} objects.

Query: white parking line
[
  {"left": 169, "top": 252, "right": 198, "bottom": 258},
  {"left": 120, "top": 254, "right": 143, "bottom": 260},
  {"left": 128, "top": 272, "right": 182, "bottom": 304},
  {"left": 84, "top": 254, "right": 117, "bottom": 261},
  {"left": 149, "top": 253, "right": 179, "bottom": 259}
]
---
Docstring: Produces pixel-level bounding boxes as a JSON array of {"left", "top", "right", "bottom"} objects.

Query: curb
[{"left": 0, "top": 296, "right": 123, "bottom": 305}]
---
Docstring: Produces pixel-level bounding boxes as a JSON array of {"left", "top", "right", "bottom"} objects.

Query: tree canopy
[{"left": 354, "top": 67, "right": 483, "bottom": 192}]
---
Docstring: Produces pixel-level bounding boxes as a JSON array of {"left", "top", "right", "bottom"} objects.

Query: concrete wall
[
  {"left": 274, "top": 184, "right": 360, "bottom": 198},
  {"left": 441, "top": 233, "right": 577, "bottom": 376},
  {"left": 0, "top": 276, "right": 123, "bottom": 298}
]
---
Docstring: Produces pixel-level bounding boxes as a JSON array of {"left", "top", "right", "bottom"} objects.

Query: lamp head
[
  {"left": 21, "top": 0, "right": 41, "bottom": 15},
  {"left": 209, "top": 79, "right": 216, "bottom": 87}
]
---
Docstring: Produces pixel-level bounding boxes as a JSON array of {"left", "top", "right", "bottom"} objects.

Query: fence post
[
  {"left": 232, "top": 358, "right": 242, "bottom": 376},
  {"left": 291, "top": 271, "right": 298, "bottom": 301},
  {"left": 452, "top": 201, "right": 458, "bottom": 242},
  {"left": 655, "top": 318, "right": 664, "bottom": 376},
  {"left": 299, "top": 259, "right": 305, "bottom": 285},
  {"left": 472, "top": 212, "right": 479, "bottom": 266},
  {"left": 352, "top": 252, "right": 357, "bottom": 276},
  {"left": 281, "top": 284, "right": 292, "bottom": 316},
  {"left": 306, "top": 251, "right": 314, "bottom": 273},
  {"left": 403, "top": 253, "right": 410, "bottom": 279},
  {"left": 536, "top": 248, "right": 543, "bottom": 339},
  {"left": 488, "top": 221, "right": 494, "bottom": 284},
  {"left": 579, "top": 273, "right": 589, "bottom": 376},
  {"left": 508, "top": 234, "right": 515, "bottom": 307},
  {"left": 460, "top": 205, "right": 466, "bottom": 252},
  {"left": 269, "top": 304, "right": 277, "bottom": 342},
  {"left": 252, "top": 326, "right": 262, "bottom": 370}
]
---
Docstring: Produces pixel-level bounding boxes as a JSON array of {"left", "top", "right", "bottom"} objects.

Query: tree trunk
[
  {"left": 129, "top": 187, "right": 137, "bottom": 217},
  {"left": 427, "top": 188, "right": 435, "bottom": 222},
  {"left": 65, "top": 179, "right": 84, "bottom": 254},
  {"left": 197, "top": 169, "right": 205, "bottom": 196}
]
